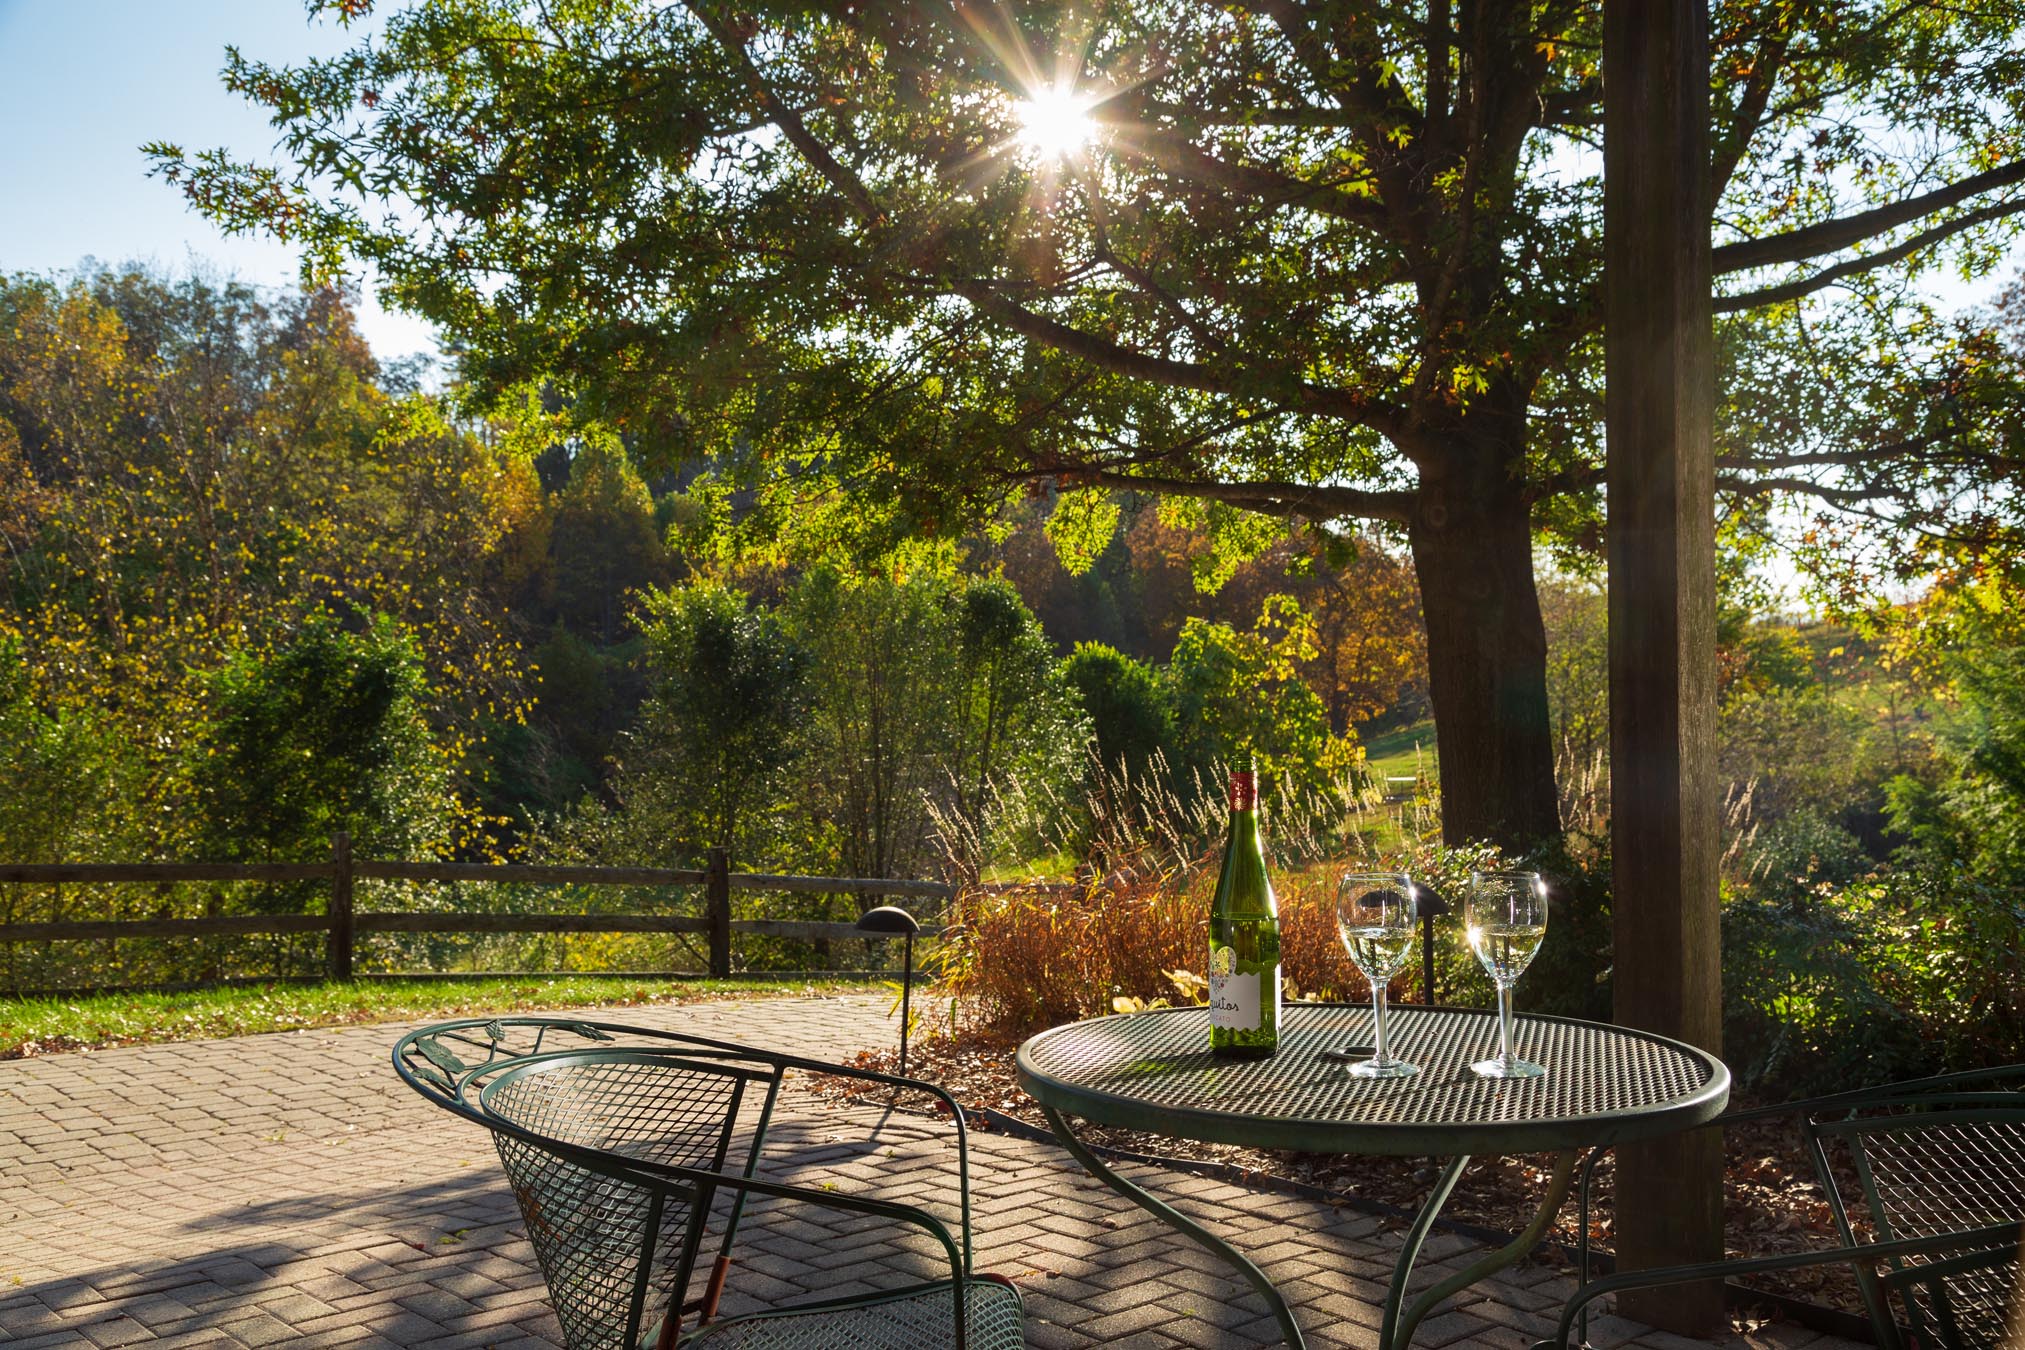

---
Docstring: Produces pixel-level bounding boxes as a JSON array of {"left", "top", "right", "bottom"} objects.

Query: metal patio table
[{"left": 1016, "top": 1003, "right": 1729, "bottom": 1350}]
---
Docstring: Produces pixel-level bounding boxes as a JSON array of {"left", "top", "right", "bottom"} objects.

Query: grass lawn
[
  {"left": 1360, "top": 717, "right": 1438, "bottom": 787},
  {"left": 0, "top": 975, "right": 867, "bottom": 1060}
]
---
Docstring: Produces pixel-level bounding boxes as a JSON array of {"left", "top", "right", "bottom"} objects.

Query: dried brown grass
[
  {"left": 939, "top": 863, "right": 1399, "bottom": 1035},
  {"left": 929, "top": 751, "right": 1466, "bottom": 1036}
]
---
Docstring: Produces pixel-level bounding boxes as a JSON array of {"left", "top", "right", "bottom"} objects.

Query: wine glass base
[
  {"left": 1470, "top": 1056, "right": 1546, "bottom": 1080},
  {"left": 1348, "top": 1058, "right": 1419, "bottom": 1080}
]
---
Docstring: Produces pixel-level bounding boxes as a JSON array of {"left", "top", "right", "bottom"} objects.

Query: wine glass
[
  {"left": 1465, "top": 870, "right": 1548, "bottom": 1079},
  {"left": 1334, "top": 873, "right": 1420, "bottom": 1079}
]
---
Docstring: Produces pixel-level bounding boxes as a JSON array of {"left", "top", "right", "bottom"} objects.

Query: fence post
[
  {"left": 329, "top": 832, "right": 355, "bottom": 981},
  {"left": 705, "top": 848, "right": 732, "bottom": 977}
]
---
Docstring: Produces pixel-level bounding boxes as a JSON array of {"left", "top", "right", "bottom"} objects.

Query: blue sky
[{"left": 0, "top": 0, "right": 436, "bottom": 361}]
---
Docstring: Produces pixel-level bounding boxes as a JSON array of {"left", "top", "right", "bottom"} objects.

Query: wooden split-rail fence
[{"left": 0, "top": 834, "right": 956, "bottom": 981}]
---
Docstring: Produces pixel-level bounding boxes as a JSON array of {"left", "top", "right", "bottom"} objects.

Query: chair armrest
[
  {"left": 764, "top": 1054, "right": 980, "bottom": 1267},
  {"left": 1533, "top": 1222, "right": 2022, "bottom": 1350}
]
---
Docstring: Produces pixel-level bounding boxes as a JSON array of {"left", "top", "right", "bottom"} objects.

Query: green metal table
[{"left": 1016, "top": 1003, "right": 1729, "bottom": 1350}]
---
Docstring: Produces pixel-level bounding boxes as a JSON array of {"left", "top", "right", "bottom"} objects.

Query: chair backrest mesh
[
  {"left": 482, "top": 1056, "right": 755, "bottom": 1350},
  {"left": 1839, "top": 1110, "right": 2025, "bottom": 1350}
]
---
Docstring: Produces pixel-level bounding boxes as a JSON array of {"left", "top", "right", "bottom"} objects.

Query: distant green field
[
  {"left": 1360, "top": 718, "right": 1438, "bottom": 790},
  {"left": 0, "top": 975, "right": 863, "bottom": 1060}
]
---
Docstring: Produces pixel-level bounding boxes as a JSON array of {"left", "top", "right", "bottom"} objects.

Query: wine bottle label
[
  {"left": 1229, "top": 771, "right": 1257, "bottom": 809},
  {"left": 1209, "top": 968, "right": 1261, "bottom": 1030}
]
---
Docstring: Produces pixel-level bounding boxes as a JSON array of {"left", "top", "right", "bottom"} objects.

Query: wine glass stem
[
  {"left": 1371, "top": 982, "right": 1389, "bottom": 1064},
  {"left": 1497, "top": 981, "right": 1516, "bottom": 1064}
]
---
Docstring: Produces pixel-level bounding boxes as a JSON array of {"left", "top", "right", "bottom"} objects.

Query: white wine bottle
[{"left": 1208, "top": 765, "right": 1281, "bottom": 1059}]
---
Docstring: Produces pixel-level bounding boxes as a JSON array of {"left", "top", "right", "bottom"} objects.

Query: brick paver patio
[{"left": 0, "top": 992, "right": 1864, "bottom": 1349}]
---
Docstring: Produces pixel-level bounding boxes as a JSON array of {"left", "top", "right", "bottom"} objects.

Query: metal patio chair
[
  {"left": 1538, "top": 1065, "right": 2025, "bottom": 1350},
  {"left": 393, "top": 1017, "right": 1026, "bottom": 1350}
]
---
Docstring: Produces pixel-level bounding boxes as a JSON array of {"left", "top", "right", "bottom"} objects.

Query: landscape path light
[{"left": 854, "top": 904, "right": 922, "bottom": 1075}]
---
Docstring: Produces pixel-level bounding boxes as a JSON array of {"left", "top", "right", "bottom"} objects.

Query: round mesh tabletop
[{"left": 1016, "top": 1004, "right": 1729, "bottom": 1156}]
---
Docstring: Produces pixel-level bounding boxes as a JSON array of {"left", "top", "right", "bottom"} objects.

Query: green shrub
[
  {"left": 190, "top": 614, "right": 450, "bottom": 870},
  {"left": 1717, "top": 810, "right": 2025, "bottom": 1096},
  {"left": 1513, "top": 839, "right": 1614, "bottom": 1022},
  {"left": 1855, "top": 862, "right": 2025, "bottom": 1077},
  {"left": 1720, "top": 685, "right": 1890, "bottom": 826},
  {"left": 1062, "top": 642, "right": 1175, "bottom": 781}
]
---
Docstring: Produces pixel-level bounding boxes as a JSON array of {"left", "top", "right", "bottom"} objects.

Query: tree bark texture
[{"left": 1408, "top": 470, "right": 1560, "bottom": 853}]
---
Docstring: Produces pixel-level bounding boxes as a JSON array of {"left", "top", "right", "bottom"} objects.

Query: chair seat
[{"left": 676, "top": 1279, "right": 1026, "bottom": 1350}]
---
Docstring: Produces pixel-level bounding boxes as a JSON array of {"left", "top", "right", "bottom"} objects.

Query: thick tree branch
[
  {"left": 1720, "top": 439, "right": 2023, "bottom": 480},
  {"left": 1134, "top": 99, "right": 1378, "bottom": 131},
  {"left": 1520, "top": 446, "right": 2002, "bottom": 507},
  {"left": 1713, "top": 158, "right": 2025, "bottom": 274},
  {"left": 1075, "top": 164, "right": 1230, "bottom": 356},
  {"left": 1527, "top": 463, "right": 1605, "bottom": 500},
  {"left": 952, "top": 282, "right": 1407, "bottom": 436},
  {"left": 1713, "top": 439, "right": 1941, "bottom": 473},
  {"left": 1225, "top": 0, "right": 1424, "bottom": 247},
  {"left": 1714, "top": 473, "right": 1900, "bottom": 504},
  {"left": 688, "top": 4, "right": 884, "bottom": 224},
  {"left": 1714, "top": 196, "right": 2025, "bottom": 311},
  {"left": 1539, "top": 80, "right": 1602, "bottom": 127},
  {"left": 1039, "top": 467, "right": 1417, "bottom": 524},
  {"left": 1539, "top": 183, "right": 2024, "bottom": 354},
  {"left": 953, "top": 282, "right": 1235, "bottom": 392},
  {"left": 1426, "top": 0, "right": 1451, "bottom": 133},
  {"left": 1710, "top": 37, "right": 1788, "bottom": 206},
  {"left": 1117, "top": 126, "right": 1389, "bottom": 230},
  {"left": 1225, "top": 0, "right": 1414, "bottom": 131}
]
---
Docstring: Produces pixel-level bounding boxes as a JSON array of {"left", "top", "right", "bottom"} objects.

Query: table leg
[
  {"left": 1038, "top": 1105, "right": 1307, "bottom": 1348},
  {"left": 1378, "top": 1155, "right": 1469, "bottom": 1350},
  {"left": 1381, "top": 1149, "right": 1581, "bottom": 1350}
]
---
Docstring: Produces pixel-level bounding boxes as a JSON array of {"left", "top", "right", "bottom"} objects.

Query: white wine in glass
[
  {"left": 1469, "top": 921, "right": 1546, "bottom": 984},
  {"left": 1334, "top": 873, "right": 1419, "bottom": 1079},
  {"left": 1465, "top": 871, "right": 1548, "bottom": 1079}
]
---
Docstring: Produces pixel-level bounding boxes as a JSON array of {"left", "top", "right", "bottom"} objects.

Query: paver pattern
[{"left": 0, "top": 993, "right": 1866, "bottom": 1350}]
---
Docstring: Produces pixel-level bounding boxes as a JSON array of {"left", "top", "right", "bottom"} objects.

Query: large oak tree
[{"left": 155, "top": 0, "right": 2025, "bottom": 849}]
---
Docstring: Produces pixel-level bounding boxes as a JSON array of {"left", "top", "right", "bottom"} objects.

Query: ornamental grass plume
[{"left": 928, "top": 750, "right": 1454, "bottom": 1036}]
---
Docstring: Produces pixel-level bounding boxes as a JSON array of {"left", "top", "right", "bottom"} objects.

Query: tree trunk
[{"left": 1408, "top": 476, "right": 1560, "bottom": 852}]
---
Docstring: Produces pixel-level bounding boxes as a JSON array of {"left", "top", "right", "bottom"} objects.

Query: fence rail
[{"left": 0, "top": 835, "right": 953, "bottom": 982}]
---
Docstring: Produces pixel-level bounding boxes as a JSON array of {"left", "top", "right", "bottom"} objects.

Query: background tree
[
  {"left": 191, "top": 614, "right": 450, "bottom": 871},
  {"left": 0, "top": 267, "right": 535, "bottom": 852},
  {"left": 1061, "top": 642, "right": 1175, "bottom": 781},
  {"left": 1205, "top": 531, "right": 1428, "bottom": 732},
  {"left": 944, "top": 576, "right": 1089, "bottom": 874},
  {"left": 1166, "top": 596, "right": 1361, "bottom": 791},
  {"left": 782, "top": 566, "right": 967, "bottom": 881},
  {"left": 623, "top": 582, "right": 812, "bottom": 865},
  {"left": 0, "top": 640, "right": 132, "bottom": 866},
  {"left": 571, "top": 562, "right": 1089, "bottom": 881},
  {"left": 546, "top": 438, "right": 678, "bottom": 649},
  {"left": 1538, "top": 576, "right": 1609, "bottom": 780},
  {"left": 157, "top": 0, "right": 2025, "bottom": 852},
  {"left": 485, "top": 429, "right": 678, "bottom": 825}
]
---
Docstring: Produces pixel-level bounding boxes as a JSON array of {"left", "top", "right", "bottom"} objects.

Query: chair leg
[{"left": 702, "top": 1255, "right": 733, "bottom": 1320}]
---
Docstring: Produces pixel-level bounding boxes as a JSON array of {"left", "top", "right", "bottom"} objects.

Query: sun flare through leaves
[{"left": 1013, "top": 85, "right": 1096, "bottom": 160}]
